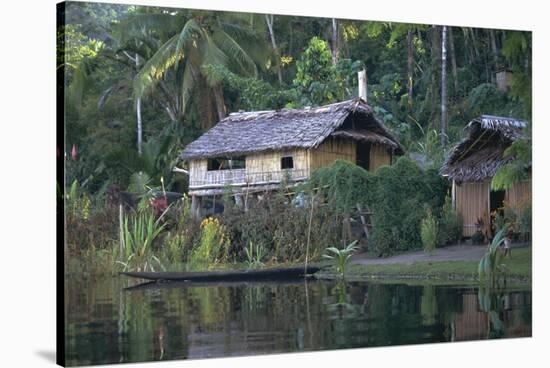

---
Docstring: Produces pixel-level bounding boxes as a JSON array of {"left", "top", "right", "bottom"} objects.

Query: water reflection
[{"left": 65, "top": 277, "right": 531, "bottom": 366}]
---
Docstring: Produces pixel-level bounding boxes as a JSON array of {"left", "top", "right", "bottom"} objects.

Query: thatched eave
[{"left": 440, "top": 114, "right": 528, "bottom": 183}]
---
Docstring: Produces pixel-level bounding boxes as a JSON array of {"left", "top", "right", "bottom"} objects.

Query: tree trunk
[
  {"left": 490, "top": 29, "right": 499, "bottom": 81},
  {"left": 448, "top": 27, "right": 459, "bottom": 95},
  {"left": 331, "top": 18, "right": 339, "bottom": 65},
  {"left": 407, "top": 29, "right": 414, "bottom": 111},
  {"left": 213, "top": 84, "right": 226, "bottom": 121},
  {"left": 265, "top": 14, "right": 283, "bottom": 85},
  {"left": 441, "top": 26, "right": 448, "bottom": 149},
  {"left": 135, "top": 53, "right": 143, "bottom": 155},
  {"left": 430, "top": 25, "right": 441, "bottom": 125},
  {"left": 462, "top": 28, "right": 474, "bottom": 64},
  {"left": 469, "top": 28, "right": 480, "bottom": 58},
  {"left": 197, "top": 75, "right": 216, "bottom": 130}
]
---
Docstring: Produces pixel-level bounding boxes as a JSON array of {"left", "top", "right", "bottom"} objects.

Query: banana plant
[
  {"left": 478, "top": 228, "right": 508, "bottom": 287},
  {"left": 323, "top": 240, "right": 359, "bottom": 278}
]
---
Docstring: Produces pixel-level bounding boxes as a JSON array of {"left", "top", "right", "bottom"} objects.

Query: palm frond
[
  {"left": 112, "top": 13, "right": 181, "bottom": 44},
  {"left": 180, "top": 60, "right": 201, "bottom": 115},
  {"left": 219, "top": 21, "right": 273, "bottom": 70},
  {"left": 133, "top": 34, "right": 181, "bottom": 100},
  {"left": 174, "top": 18, "right": 203, "bottom": 66},
  {"left": 201, "top": 31, "right": 229, "bottom": 71},
  {"left": 128, "top": 171, "right": 152, "bottom": 194},
  {"left": 211, "top": 27, "right": 257, "bottom": 77}
]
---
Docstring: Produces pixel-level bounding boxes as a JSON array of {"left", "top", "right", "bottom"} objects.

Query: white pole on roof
[{"left": 358, "top": 69, "right": 367, "bottom": 102}]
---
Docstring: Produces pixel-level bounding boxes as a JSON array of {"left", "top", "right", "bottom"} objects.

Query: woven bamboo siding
[
  {"left": 189, "top": 159, "right": 207, "bottom": 184},
  {"left": 246, "top": 149, "right": 309, "bottom": 183},
  {"left": 505, "top": 180, "right": 531, "bottom": 210},
  {"left": 308, "top": 138, "right": 356, "bottom": 170},
  {"left": 455, "top": 181, "right": 490, "bottom": 237},
  {"left": 369, "top": 144, "right": 392, "bottom": 171},
  {"left": 188, "top": 150, "right": 309, "bottom": 188}
]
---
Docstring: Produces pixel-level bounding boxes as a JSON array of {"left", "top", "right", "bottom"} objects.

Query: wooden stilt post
[
  {"left": 235, "top": 193, "right": 243, "bottom": 208},
  {"left": 191, "top": 195, "right": 200, "bottom": 219}
]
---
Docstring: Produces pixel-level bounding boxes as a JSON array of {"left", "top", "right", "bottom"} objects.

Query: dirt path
[{"left": 351, "top": 244, "right": 528, "bottom": 266}]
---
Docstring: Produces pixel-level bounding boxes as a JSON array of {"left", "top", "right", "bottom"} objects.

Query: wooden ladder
[{"left": 356, "top": 203, "right": 373, "bottom": 242}]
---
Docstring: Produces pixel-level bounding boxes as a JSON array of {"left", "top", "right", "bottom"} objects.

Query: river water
[{"left": 64, "top": 275, "right": 531, "bottom": 366}]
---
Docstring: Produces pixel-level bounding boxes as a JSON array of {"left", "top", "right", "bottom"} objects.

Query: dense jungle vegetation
[{"left": 60, "top": 3, "right": 532, "bottom": 272}]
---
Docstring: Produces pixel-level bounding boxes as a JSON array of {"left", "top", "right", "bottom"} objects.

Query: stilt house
[
  {"left": 180, "top": 97, "right": 404, "bottom": 216},
  {"left": 440, "top": 115, "right": 531, "bottom": 237}
]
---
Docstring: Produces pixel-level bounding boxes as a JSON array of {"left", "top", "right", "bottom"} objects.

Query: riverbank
[{"left": 316, "top": 245, "right": 532, "bottom": 284}]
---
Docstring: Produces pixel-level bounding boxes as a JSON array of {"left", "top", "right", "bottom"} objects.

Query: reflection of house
[
  {"left": 453, "top": 293, "right": 488, "bottom": 341},
  {"left": 180, "top": 97, "right": 404, "bottom": 216},
  {"left": 440, "top": 115, "right": 531, "bottom": 237}
]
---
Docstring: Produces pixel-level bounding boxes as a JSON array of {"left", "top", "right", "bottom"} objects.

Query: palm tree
[{"left": 119, "top": 10, "right": 270, "bottom": 129}]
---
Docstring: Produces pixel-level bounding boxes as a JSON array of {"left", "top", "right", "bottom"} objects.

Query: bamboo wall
[
  {"left": 188, "top": 149, "right": 309, "bottom": 189},
  {"left": 189, "top": 138, "right": 395, "bottom": 192},
  {"left": 246, "top": 149, "right": 308, "bottom": 175},
  {"left": 505, "top": 180, "right": 532, "bottom": 210},
  {"left": 455, "top": 181, "right": 490, "bottom": 237},
  {"left": 455, "top": 179, "right": 532, "bottom": 237},
  {"left": 308, "top": 138, "right": 356, "bottom": 170},
  {"left": 369, "top": 144, "right": 392, "bottom": 171}
]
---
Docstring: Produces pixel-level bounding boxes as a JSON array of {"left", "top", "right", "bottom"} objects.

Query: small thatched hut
[
  {"left": 440, "top": 115, "right": 531, "bottom": 237},
  {"left": 180, "top": 97, "right": 404, "bottom": 215}
]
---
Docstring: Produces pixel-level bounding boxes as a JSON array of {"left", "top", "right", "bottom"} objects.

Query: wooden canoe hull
[{"left": 120, "top": 266, "right": 320, "bottom": 282}]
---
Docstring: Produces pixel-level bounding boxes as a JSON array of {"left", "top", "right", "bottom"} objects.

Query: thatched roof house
[
  {"left": 440, "top": 115, "right": 531, "bottom": 237},
  {"left": 180, "top": 97, "right": 403, "bottom": 214}
]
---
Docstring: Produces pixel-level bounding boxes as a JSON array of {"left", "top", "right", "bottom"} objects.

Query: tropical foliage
[
  {"left": 61, "top": 3, "right": 531, "bottom": 272},
  {"left": 323, "top": 241, "right": 360, "bottom": 278},
  {"left": 478, "top": 228, "right": 509, "bottom": 286}
]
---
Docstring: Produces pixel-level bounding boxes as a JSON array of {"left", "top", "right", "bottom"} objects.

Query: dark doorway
[
  {"left": 356, "top": 142, "right": 371, "bottom": 170},
  {"left": 490, "top": 189, "right": 506, "bottom": 213},
  {"left": 490, "top": 189, "right": 506, "bottom": 236}
]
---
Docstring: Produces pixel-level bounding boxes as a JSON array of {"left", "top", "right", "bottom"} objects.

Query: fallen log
[{"left": 120, "top": 266, "right": 320, "bottom": 282}]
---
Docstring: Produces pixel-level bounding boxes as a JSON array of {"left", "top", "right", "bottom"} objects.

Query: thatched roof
[
  {"left": 180, "top": 98, "right": 404, "bottom": 160},
  {"left": 440, "top": 115, "right": 528, "bottom": 183}
]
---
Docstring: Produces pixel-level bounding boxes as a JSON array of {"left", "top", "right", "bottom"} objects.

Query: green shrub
[
  {"left": 471, "top": 230, "right": 485, "bottom": 245},
  {"left": 368, "top": 158, "right": 447, "bottom": 256},
  {"left": 162, "top": 195, "right": 197, "bottom": 263},
  {"left": 189, "top": 217, "right": 231, "bottom": 268},
  {"left": 309, "top": 158, "right": 448, "bottom": 257},
  {"left": 421, "top": 210, "right": 438, "bottom": 254},
  {"left": 437, "top": 195, "right": 462, "bottom": 245},
  {"left": 220, "top": 191, "right": 341, "bottom": 263}
]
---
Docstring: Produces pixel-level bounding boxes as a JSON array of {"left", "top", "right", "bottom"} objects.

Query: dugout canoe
[
  {"left": 124, "top": 277, "right": 320, "bottom": 291},
  {"left": 120, "top": 266, "right": 320, "bottom": 282}
]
